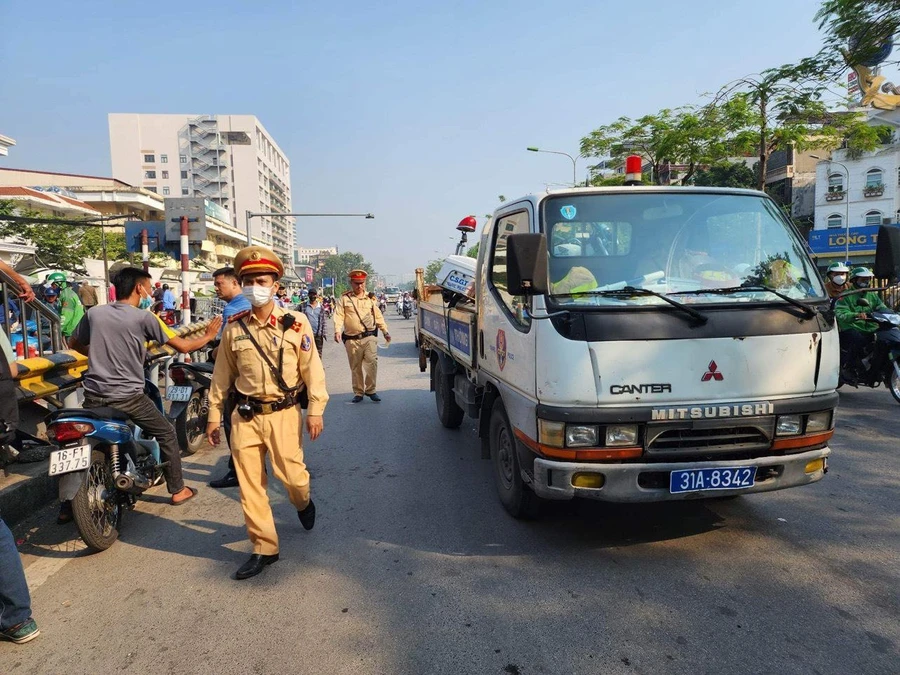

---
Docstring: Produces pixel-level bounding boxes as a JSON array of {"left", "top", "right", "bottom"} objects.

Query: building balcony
[
  {"left": 863, "top": 184, "right": 885, "bottom": 197},
  {"left": 825, "top": 190, "right": 845, "bottom": 202}
]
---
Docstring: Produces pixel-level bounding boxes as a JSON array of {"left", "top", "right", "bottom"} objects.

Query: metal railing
[{"left": 1, "top": 269, "right": 64, "bottom": 358}]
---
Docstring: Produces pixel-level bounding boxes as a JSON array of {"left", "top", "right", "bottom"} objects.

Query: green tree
[
  {"left": 580, "top": 106, "right": 728, "bottom": 186},
  {"left": 809, "top": 1, "right": 900, "bottom": 75},
  {"left": 466, "top": 243, "right": 479, "bottom": 259},
  {"left": 710, "top": 67, "right": 885, "bottom": 190},
  {"left": 319, "top": 251, "right": 376, "bottom": 296},
  {"left": 424, "top": 259, "right": 443, "bottom": 284},
  {"left": 0, "top": 201, "right": 109, "bottom": 273},
  {"left": 692, "top": 161, "right": 758, "bottom": 188}
]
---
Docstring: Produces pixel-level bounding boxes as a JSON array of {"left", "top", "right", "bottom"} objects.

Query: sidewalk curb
[{"left": 0, "top": 462, "right": 58, "bottom": 527}]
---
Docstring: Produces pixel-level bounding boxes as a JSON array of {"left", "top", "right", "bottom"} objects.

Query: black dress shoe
[
  {"left": 351, "top": 395, "right": 364, "bottom": 403},
  {"left": 367, "top": 393, "right": 381, "bottom": 402},
  {"left": 298, "top": 500, "right": 316, "bottom": 530},
  {"left": 209, "top": 472, "right": 239, "bottom": 488},
  {"left": 235, "top": 553, "right": 279, "bottom": 580}
]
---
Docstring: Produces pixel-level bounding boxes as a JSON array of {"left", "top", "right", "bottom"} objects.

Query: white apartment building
[
  {"left": 294, "top": 246, "right": 338, "bottom": 264},
  {"left": 108, "top": 113, "right": 296, "bottom": 267},
  {"left": 811, "top": 107, "right": 900, "bottom": 265}
]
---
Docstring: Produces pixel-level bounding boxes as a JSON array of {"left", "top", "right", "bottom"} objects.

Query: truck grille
[{"left": 647, "top": 425, "right": 770, "bottom": 455}]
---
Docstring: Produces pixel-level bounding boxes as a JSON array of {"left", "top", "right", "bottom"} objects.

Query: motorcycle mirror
[{"left": 875, "top": 225, "right": 900, "bottom": 283}]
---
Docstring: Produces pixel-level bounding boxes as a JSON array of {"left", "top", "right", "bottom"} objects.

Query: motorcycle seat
[
  {"left": 47, "top": 407, "right": 131, "bottom": 424},
  {"left": 176, "top": 361, "right": 215, "bottom": 374}
]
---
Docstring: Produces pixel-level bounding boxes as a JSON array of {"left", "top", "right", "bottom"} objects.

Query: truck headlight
[
  {"left": 776, "top": 415, "right": 802, "bottom": 436},
  {"left": 565, "top": 425, "right": 599, "bottom": 448},
  {"left": 805, "top": 411, "right": 832, "bottom": 433},
  {"left": 538, "top": 419, "right": 565, "bottom": 448},
  {"left": 605, "top": 424, "right": 638, "bottom": 447}
]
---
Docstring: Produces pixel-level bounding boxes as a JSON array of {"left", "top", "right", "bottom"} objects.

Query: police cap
[{"left": 234, "top": 246, "right": 284, "bottom": 281}]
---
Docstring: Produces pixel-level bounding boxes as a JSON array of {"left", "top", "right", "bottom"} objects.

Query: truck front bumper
[{"left": 530, "top": 447, "right": 830, "bottom": 502}]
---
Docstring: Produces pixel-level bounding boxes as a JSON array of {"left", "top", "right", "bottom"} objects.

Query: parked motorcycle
[
  {"left": 839, "top": 308, "right": 900, "bottom": 403},
  {"left": 167, "top": 359, "right": 214, "bottom": 455},
  {"left": 46, "top": 379, "right": 168, "bottom": 552}
]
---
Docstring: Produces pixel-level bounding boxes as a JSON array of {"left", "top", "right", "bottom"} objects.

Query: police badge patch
[{"left": 300, "top": 334, "right": 311, "bottom": 352}]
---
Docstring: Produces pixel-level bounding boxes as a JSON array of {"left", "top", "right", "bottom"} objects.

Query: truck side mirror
[
  {"left": 875, "top": 225, "right": 900, "bottom": 283},
  {"left": 507, "top": 234, "right": 548, "bottom": 296}
]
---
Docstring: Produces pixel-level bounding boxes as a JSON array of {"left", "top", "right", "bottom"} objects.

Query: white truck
[{"left": 415, "top": 185, "right": 900, "bottom": 518}]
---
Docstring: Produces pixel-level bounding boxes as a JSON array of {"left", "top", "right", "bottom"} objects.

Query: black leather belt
[
  {"left": 342, "top": 330, "right": 377, "bottom": 341},
  {"left": 235, "top": 393, "right": 297, "bottom": 415}
]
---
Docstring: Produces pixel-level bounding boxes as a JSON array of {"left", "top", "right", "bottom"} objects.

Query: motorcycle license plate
[
  {"left": 166, "top": 385, "right": 193, "bottom": 402},
  {"left": 49, "top": 444, "right": 91, "bottom": 476},
  {"left": 670, "top": 466, "right": 756, "bottom": 494}
]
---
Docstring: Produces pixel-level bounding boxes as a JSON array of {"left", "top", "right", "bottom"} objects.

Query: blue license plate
[{"left": 670, "top": 466, "right": 757, "bottom": 494}]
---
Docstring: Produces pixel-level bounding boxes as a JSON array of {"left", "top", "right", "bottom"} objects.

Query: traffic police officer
[
  {"left": 206, "top": 246, "right": 328, "bottom": 580},
  {"left": 333, "top": 269, "right": 390, "bottom": 402}
]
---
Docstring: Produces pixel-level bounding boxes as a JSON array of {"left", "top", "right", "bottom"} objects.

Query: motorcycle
[
  {"left": 838, "top": 308, "right": 900, "bottom": 403},
  {"left": 167, "top": 359, "right": 214, "bottom": 455},
  {"left": 46, "top": 379, "right": 168, "bottom": 552},
  {"left": 401, "top": 298, "right": 412, "bottom": 320}
]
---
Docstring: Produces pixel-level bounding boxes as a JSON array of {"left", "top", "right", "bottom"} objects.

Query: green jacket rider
[
  {"left": 47, "top": 272, "right": 85, "bottom": 338},
  {"left": 834, "top": 267, "right": 888, "bottom": 333}
]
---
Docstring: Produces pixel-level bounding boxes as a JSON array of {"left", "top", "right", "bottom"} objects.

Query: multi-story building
[
  {"left": 108, "top": 113, "right": 296, "bottom": 267},
  {"left": 810, "top": 107, "right": 900, "bottom": 268},
  {"left": 294, "top": 246, "right": 338, "bottom": 265}
]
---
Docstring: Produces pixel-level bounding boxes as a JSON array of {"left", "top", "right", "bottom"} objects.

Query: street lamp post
[
  {"left": 244, "top": 211, "right": 375, "bottom": 246},
  {"left": 811, "top": 155, "right": 851, "bottom": 264},
  {"left": 527, "top": 147, "right": 582, "bottom": 187}
]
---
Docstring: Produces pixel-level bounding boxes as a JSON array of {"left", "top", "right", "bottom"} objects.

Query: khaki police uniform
[
  {"left": 334, "top": 289, "right": 388, "bottom": 396},
  {"left": 208, "top": 247, "right": 328, "bottom": 557}
]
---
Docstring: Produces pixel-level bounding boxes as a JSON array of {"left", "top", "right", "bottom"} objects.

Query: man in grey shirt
[{"left": 69, "top": 267, "right": 221, "bottom": 508}]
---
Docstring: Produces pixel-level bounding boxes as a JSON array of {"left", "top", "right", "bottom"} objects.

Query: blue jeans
[{"left": 0, "top": 516, "right": 32, "bottom": 629}]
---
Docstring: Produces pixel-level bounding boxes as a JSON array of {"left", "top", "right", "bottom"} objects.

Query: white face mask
[
  {"left": 831, "top": 274, "right": 846, "bottom": 285},
  {"left": 242, "top": 285, "right": 274, "bottom": 307}
]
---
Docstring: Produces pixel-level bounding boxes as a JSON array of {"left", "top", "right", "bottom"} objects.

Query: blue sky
[{"left": 2, "top": 0, "right": 828, "bottom": 277}]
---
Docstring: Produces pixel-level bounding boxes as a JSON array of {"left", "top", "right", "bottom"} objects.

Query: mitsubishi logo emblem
[{"left": 701, "top": 360, "right": 724, "bottom": 382}]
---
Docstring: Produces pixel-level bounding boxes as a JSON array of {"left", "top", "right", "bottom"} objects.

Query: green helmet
[
  {"left": 47, "top": 272, "right": 68, "bottom": 286},
  {"left": 827, "top": 262, "right": 849, "bottom": 274},
  {"left": 850, "top": 266, "right": 874, "bottom": 279}
]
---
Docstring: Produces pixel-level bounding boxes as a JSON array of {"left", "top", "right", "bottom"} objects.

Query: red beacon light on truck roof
[
  {"left": 457, "top": 215, "right": 478, "bottom": 233},
  {"left": 624, "top": 155, "right": 643, "bottom": 186}
]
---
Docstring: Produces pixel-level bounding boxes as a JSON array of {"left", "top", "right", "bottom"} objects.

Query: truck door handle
[{"left": 479, "top": 330, "right": 484, "bottom": 358}]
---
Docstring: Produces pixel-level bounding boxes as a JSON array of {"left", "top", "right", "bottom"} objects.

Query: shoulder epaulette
[{"left": 228, "top": 309, "right": 252, "bottom": 323}]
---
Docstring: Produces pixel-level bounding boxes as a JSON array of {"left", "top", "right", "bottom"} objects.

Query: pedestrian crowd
[{"left": 0, "top": 248, "right": 392, "bottom": 643}]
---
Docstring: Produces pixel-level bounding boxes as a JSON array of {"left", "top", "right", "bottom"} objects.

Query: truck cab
[{"left": 420, "top": 186, "right": 848, "bottom": 517}]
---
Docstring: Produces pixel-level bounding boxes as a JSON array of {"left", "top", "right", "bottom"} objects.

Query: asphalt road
[{"left": 4, "top": 316, "right": 899, "bottom": 675}]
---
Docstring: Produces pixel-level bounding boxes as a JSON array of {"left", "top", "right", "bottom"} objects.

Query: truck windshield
[{"left": 542, "top": 192, "right": 825, "bottom": 307}]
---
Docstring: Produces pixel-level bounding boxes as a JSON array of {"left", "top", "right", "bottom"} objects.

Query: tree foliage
[
  {"left": 466, "top": 243, "right": 479, "bottom": 259},
  {"left": 692, "top": 161, "right": 758, "bottom": 189},
  {"left": 580, "top": 106, "right": 729, "bottom": 186},
  {"left": 812, "top": 0, "right": 900, "bottom": 75},
  {"left": 424, "top": 259, "right": 443, "bottom": 284},
  {"left": 319, "top": 251, "right": 376, "bottom": 295},
  {"left": 710, "top": 67, "right": 884, "bottom": 190}
]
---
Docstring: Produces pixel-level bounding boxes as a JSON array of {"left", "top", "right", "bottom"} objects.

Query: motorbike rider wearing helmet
[
  {"left": 834, "top": 267, "right": 889, "bottom": 375},
  {"left": 47, "top": 272, "right": 85, "bottom": 338},
  {"left": 823, "top": 262, "right": 850, "bottom": 299}
]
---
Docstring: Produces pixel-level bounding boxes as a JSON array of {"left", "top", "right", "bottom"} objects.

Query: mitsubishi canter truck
[{"left": 416, "top": 183, "right": 900, "bottom": 518}]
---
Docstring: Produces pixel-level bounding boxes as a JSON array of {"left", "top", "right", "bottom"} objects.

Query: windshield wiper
[
  {"left": 669, "top": 285, "right": 816, "bottom": 319},
  {"left": 552, "top": 287, "right": 708, "bottom": 325}
]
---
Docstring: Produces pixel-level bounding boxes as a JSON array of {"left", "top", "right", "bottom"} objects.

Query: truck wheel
[
  {"left": 434, "top": 357, "right": 464, "bottom": 429},
  {"left": 489, "top": 400, "right": 540, "bottom": 519}
]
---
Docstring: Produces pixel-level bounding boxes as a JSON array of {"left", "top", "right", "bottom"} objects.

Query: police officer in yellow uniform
[
  {"left": 206, "top": 246, "right": 328, "bottom": 580},
  {"left": 333, "top": 269, "right": 390, "bottom": 402}
]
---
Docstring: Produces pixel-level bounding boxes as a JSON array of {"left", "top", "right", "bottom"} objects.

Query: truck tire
[
  {"left": 434, "top": 357, "right": 464, "bottom": 429},
  {"left": 489, "top": 400, "right": 540, "bottom": 519}
]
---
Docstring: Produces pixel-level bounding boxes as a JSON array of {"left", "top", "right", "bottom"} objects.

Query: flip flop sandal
[{"left": 171, "top": 487, "right": 198, "bottom": 506}]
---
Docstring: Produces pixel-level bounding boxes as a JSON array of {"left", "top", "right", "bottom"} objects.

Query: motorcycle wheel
[
  {"left": 176, "top": 390, "right": 208, "bottom": 455},
  {"left": 889, "top": 363, "right": 900, "bottom": 405},
  {"left": 71, "top": 450, "right": 122, "bottom": 552}
]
